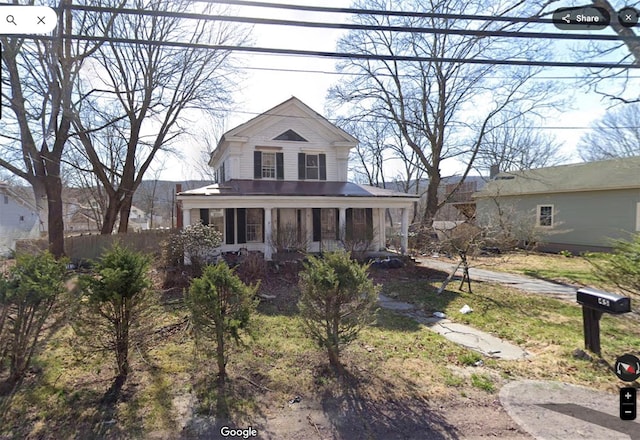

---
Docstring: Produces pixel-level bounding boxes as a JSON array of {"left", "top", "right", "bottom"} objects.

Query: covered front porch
[
  {"left": 178, "top": 180, "right": 417, "bottom": 260},
  {"left": 181, "top": 204, "right": 411, "bottom": 260}
]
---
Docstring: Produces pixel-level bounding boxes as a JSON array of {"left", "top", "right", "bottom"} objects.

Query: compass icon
[{"left": 614, "top": 354, "right": 640, "bottom": 382}]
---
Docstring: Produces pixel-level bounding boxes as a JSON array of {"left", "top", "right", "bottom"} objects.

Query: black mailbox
[
  {"left": 577, "top": 288, "right": 631, "bottom": 314},
  {"left": 576, "top": 288, "right": 632, "bottom": 355}
]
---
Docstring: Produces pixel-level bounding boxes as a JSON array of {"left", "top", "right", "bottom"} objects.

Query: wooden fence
[{"left": 15, "top": 230, "right": 173, "bottom": 261}]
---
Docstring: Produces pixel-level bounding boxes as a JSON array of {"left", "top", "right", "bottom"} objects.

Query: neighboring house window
[
  {"left": 254, "top": 151, "right": 283, "bottom": 179},
  {"left": 537, "top": 205, "right": 554, "bottom": 227},
  {"left": 246, "top": 208, "right": 263, "bottom": 242},
  {"left": 3, "top": 195, "right": 7, "bottom": 204},
  {"left": 19, "top": 216, "right": 24, "bottom": 222},
  {"left": 298, "top": 153, "right": 326, "bottom": 180}
]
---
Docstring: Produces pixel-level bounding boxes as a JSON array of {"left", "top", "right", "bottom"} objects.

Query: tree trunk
[
  {"left": 31, "top": 179, "right": 48, "bottom": 237},
  {"left": 44, "top": 176, "right": 65, "bottom": 258},
  {"left": 101, "top": 197, "right": 121, "bottom": 234},
  {"left": 118, "top": 195, "right": 134, "bottom": 233},
  {"left": 216, "top": 325, "right": 226, "bottom": 383},
  {"left": 421, "top": 173, "right": 441, "bottom": 227}
]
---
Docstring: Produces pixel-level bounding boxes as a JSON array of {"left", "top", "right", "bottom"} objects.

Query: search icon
[{"left": 6, "top": 15, "right": 17, "bottom": 26}]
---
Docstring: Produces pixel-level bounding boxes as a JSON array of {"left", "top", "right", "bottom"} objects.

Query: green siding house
[{"left": 473, "top": 158, "right": 640, "bottom": 253}]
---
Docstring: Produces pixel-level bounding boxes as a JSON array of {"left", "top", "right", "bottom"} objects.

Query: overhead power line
[
  {"left": 65, "top": 4, "right": 640, "bottom": 42},
  {"left": 196, "top": 0, "right": 555, "bottom": 24},
  {"left": 51, "top": 34, "right": 640, "bottom": 69}
]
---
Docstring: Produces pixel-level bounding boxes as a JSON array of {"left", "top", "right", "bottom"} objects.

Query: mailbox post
[{"left": 576, "top": 288, "right": 631, "bottom": 355}]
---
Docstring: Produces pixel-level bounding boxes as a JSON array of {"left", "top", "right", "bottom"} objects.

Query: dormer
[{"left": 208, "top": 97, "right": 358, "bottom": 182}]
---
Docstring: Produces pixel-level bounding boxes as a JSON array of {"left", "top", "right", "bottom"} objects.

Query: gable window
[
  {"left": 274, "top": 129, "right": 307, "bottom": 142},
  {"left": 298, "top": 153, "right": 326, "bottom": 180},
  {"left": 254, "top": 151, "right": 283, "bottom": 179},
  {"left": 537, "top": 205, "right": 554, "bottom": 227},
  {"left": 3, "top": 195, "right": 8, "bottom": 204}
]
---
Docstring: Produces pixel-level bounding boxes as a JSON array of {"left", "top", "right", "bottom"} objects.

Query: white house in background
[
  {"left": 0, "top": 182, "right": 40, "bottom": 255},
  {"left": 177, "top": 97, "right": 418, "bottom": 260}
]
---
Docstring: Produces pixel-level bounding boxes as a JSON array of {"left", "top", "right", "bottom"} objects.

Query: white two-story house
[{"left": 177, "top": 97, "right": 418, "bottom": 260}]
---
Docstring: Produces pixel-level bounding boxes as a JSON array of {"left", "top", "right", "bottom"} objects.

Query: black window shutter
[
  {"left": 276, "top": 153, "right": 284, "bottom": 180},
  {"left": 225, "top": 209, "right": 235, "bottom": 245},
  {"left": 312, "top": 208, "right": 321, "bottom": 241},
  {"left": 237, "top": 208, "right": 247, "bottom": 244},
  {"left": 261, "top": 209, "right": 265, "bottom": 242},
  {"left": 298, "top": 153, "right": 306, "bottom": 180},
  {"left": 200, "top": 209, "right": 209, "bottom": 225},
  {"left": 346, "top": 208, "right": 353, "bottom": 241},
  {"left": 254, "top": 151, "right": 262, "bottom": 179},
  {"left": 366, "top": 208, "right": 373, "bottom": 240},
  {"left": 335, "top": 208, "right": 340, "bottom": 240},
  {"left": 319, "top": 154, "right": 327, "bottom": 181}
]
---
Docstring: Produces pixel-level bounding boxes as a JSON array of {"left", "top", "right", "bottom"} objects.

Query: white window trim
[
  {"left": 537, "top": 204, "right": 554, "bottom": 228},
  {"left": 261, "top": 152, "right": 277, "bottom": 179},
  {"left": 306, "top": 154, "right": 319, "bottom": 180}
]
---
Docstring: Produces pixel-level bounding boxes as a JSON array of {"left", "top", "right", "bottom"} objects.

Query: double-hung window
[
  {"left": 537, "top": 205, "right": 554, "bottom": 227},
  {"left": 262, "top": 152, "right": 276, "bottom": 179},
  {"left": 298, "top": 153, "right": 326, "bottom": 180},
  {"left": 254, "top": 151, "right": 283, "bottom": 179}
]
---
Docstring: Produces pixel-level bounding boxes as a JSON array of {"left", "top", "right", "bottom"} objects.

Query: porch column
[
  {"left": 264, "top": 207, "right": 273, "bottom": 260},
  {"left": 401, "top": 207, "right": 409, "bottom": 255},
  {"left": 378, "top": 208, "right": 386, "bottom": 251},
  {"left": 182, "top": 207, "right": 191, "bottom": 229},
  {"left": 339, "top": 207, "right": 346, "bottom": 241}
]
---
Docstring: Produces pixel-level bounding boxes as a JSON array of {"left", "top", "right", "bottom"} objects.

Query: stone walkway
[
  {"left": 416, "top": 257, "right": 578, "bottom": 300},
  {"left": 377, "top": 293, "right": 531, "bottom": 360}
]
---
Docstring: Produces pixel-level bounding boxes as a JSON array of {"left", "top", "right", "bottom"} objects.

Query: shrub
[
  {"left": 588, "top": 234, "right": 640, "bottom": 301},
  {"left": 298, "top": 251, "right": 379, "bottom": 370},
  {"left": 0, "top": 252, "right": 68, "bottom": 384},
  {"left": 75, "top": 244, "right": 155, "bottom": 380},
  {"left": 164, "top": 222, "right": 222, "bottom": 273},
  {"left": 186, "top": 262, "right": 258, "bottom": 384}
]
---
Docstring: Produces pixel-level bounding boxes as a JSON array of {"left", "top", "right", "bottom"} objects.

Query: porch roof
[{"left": 177, "top": 180, "right": 419, "bottom": 199}]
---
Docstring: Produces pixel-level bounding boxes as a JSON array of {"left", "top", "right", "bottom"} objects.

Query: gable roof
[
  {"left": 474, "top": 157, "right": 640, "bottom": 198},
  {"left": 210, "top": 97, "right": 358, "bottom": 165}
]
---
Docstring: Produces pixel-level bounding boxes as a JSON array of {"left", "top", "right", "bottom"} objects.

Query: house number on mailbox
[{"left": 598, "top": 297, "right": 611, "bottom": 307}]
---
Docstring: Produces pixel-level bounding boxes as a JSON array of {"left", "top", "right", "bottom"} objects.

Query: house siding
[
  {"left": 476, "top": 188, "right": 640, "bottom": 250},
  {"left": 0, "top": 192, "right": 39, "bottom": 255}
]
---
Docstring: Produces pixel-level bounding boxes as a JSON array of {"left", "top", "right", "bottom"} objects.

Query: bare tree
[
  {"left": 0, "top": 0, "right": 121, "bottom": 257},
  {"left": 72, "top": 0, "right": 249, "bottom": 234},
  {"left": 329, "top": 0, "right": 557, "bottom": 227},
  {"left": 577, "top": 103, "right": 640, "bottom": 161},
  {"left": 475, "top": 112, "right": 567, "bottom": 173}
]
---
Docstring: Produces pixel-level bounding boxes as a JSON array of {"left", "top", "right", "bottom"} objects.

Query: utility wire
[
  {"left": 194, "top": 0, "right": 556, "bottom": 24},
  {"left": 65, "top": 4, "right": 640, "bottom": 42},
  {"left": 48, "top": 35, "right": 640, "bottom": 69}
]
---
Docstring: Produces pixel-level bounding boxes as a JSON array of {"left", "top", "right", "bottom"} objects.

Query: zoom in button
[{"left": 553, "top": 6, "right": 610, "bottom": 30}]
